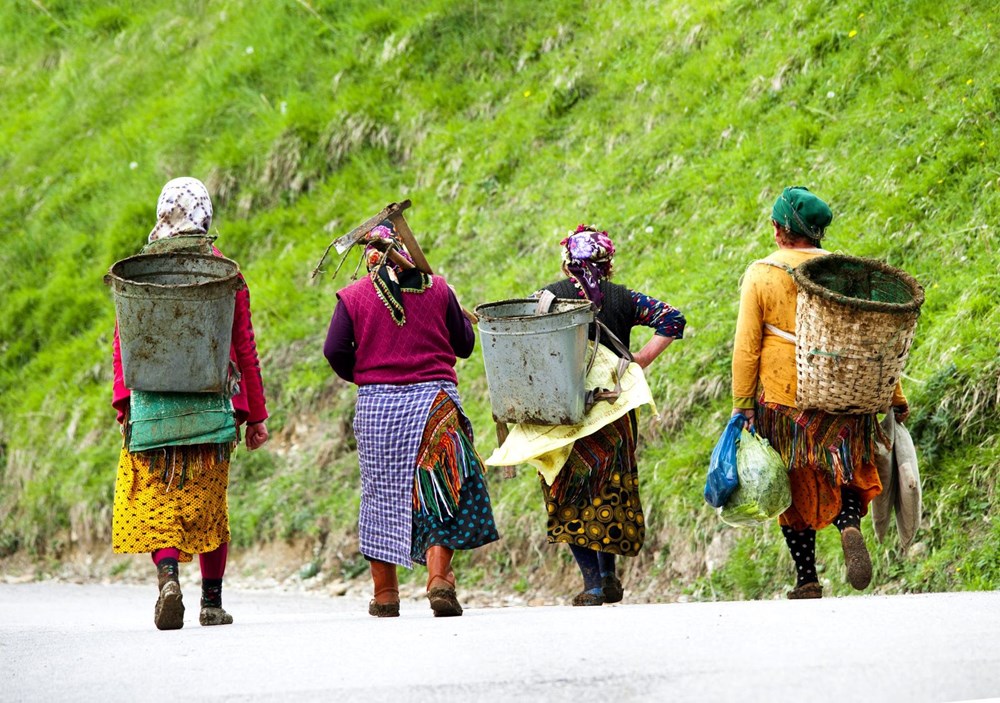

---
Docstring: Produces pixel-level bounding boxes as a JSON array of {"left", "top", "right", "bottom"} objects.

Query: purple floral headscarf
[{"left": 561, "top": 224, "right": 615, "bottom": 309}]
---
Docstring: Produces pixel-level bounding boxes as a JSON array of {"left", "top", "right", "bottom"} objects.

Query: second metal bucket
[
  {"left": 105, "top": 252, "right": 244, "bottom": 393},
  {"left": 475, "top": 298, "right": 594, "bottom": 425}
]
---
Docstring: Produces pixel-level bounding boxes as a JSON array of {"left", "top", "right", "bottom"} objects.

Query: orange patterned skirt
[{"left": 755, "top": 394, "right": 885, "bottom": 531}]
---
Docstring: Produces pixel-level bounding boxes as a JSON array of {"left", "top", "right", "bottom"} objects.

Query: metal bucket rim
[
  {"left": 106, "top": 252, "right": 241, "bottom": 291},
  {"left": 474, "top": 297, "right": 593, "bottom": 323}
]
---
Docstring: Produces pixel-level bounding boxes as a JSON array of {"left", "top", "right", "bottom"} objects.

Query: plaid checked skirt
[{"left": 354, "top": 381, "right": 497, "bottom": 567}]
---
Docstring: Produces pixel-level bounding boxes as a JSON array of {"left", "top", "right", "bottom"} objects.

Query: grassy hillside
[{"left": 1, "top": 0, "right": 997, "bottom": 599}]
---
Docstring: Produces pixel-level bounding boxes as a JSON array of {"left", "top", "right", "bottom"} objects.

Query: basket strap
[
  {"left": 753, "top": 259, "right": 794, "bottom": 274},
  {"left": 764, "top": 323, "right": 795, "bottom": 343}
]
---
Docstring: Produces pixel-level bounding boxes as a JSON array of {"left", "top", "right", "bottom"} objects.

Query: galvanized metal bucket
[
  {"left": 105, "top": 252, "right": 244, "bottom": 393},
  {"left": 475, "top": 298, "right": 594, "bottom": 425}
]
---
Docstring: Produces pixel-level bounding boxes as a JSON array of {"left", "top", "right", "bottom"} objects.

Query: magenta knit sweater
[{"left": 334, "top": 275, "right": 463, "bottom": 385}]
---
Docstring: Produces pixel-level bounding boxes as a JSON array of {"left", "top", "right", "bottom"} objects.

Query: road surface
[{"left": 2, "top": 583, "right": 999, "bottom": 702}]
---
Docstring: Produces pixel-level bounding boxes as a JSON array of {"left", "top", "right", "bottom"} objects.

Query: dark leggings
[
  {"left": 782, "top": 489, "right": 863, "bottom": 587},
  {"left": 569, "top": 545, "right": 616, "bottom": 591}
]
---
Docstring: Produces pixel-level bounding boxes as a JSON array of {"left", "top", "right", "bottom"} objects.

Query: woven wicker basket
[{"left": 792, "top": 255, "right": 924, "bottom": 414}]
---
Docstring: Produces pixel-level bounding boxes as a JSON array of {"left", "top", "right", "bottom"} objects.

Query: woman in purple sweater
[{"left": 324, "top": 220, "right": 499, "bottom": 617}]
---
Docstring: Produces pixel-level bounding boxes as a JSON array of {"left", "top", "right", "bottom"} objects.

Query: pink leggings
[{"left": 152, "top": 543, "right": 228, "bottom": 579}]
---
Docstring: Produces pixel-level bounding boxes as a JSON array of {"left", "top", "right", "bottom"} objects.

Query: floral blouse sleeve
[{"left": 630, "top": 289, "right": 686, "bottom": 338}]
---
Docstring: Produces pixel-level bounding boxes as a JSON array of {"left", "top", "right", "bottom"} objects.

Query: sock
[
  {"left": 780, "top": 526, "right": 818, "bottom": 588},
  {"left": 201, "top": 578, "right": 223, "bottom": 608},
  {"left": 152, "top": 548, "right": 180, "bottom": 565},
  {"left": 568, "top": 544, "right": 603, "bottom": 592},
  {"left": 596, "top": 551, "right": 616, "bottom": 579},
  {"left": 834, "top": 489, "right": 863, "bottom": 531},
  {"left": 155, "top": 557, "right": 180, "bottom": 590}
]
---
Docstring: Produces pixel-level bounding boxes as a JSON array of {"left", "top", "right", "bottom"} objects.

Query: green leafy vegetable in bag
[{"left": 720, "top": 428, "right": 792, "bottom": 527}]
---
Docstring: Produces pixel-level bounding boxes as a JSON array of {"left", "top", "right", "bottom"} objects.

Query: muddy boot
[
  {"left": 601, "top": 575, "right": 624, "bottom": 604},
  {"left": 368, "top": 560, "right": 400, "bottom": 618},
  {"left": 199, "top": 578, "right": 233, "bottom": 626},
  {"left": 572, "top": 589, "right": 605, "bottom": 606},
  {"left": 154, "top": 558, "right": 184, "bottom": 631},
  {"left": 787, "top": 582, "right": 823, "bottom": 599},
  {"left": 841, "top": 526, "right": 873, "bottom": 590},
  {"left": 426, "top": 545, "right": 462, "bottom": 617}
]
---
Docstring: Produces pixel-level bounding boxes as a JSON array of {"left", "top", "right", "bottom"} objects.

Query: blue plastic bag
[{"left": 704, "top": 414, "right": 745, "bottom": 508}]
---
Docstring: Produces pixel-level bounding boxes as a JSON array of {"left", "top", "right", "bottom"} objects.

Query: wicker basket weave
[{"left": 792, "top": 255, "right": 924, "bottom": 414}]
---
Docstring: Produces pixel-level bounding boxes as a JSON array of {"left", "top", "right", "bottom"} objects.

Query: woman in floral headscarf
[
  {"left": 111, "top": 177, "right": 269, "bottom": 630},
  {"left": 324, "top": 219, "right": 499, "bottom": 618},
  {"left": 537, "top": 225, "right": 686, "bottom": 605}
]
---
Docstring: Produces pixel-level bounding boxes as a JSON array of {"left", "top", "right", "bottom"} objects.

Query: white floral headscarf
[{"left": 148, "top": 177, "right": 214, "bottom": 241}]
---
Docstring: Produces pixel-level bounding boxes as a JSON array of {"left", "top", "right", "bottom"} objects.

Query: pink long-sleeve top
[{"left": 112, "top": 249, "right": 268, "bottom": 426}]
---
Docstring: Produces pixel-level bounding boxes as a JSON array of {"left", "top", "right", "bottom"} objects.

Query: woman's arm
[
  {"left": 231, "top": 283, "right": 269, "bottom": 424},
  {"left": 732, "top": 270, "right": 764, "bottom": 419},
  {"left": 444, "top": 285, "right": 475, "bottom": 359},
  {"left": 324, "top": 301, "right": 358, "bottom": 382},
  {"left": 628, "top": 289, "right": 685, "bottom": 368}
]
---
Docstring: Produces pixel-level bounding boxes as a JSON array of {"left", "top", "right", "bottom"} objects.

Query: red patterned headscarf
[
  {"left": 561, "top": 224, "right": 616, "bottom": 309},
  {"left": 362, "top": 219, "right": 428, "bottom": 326}
]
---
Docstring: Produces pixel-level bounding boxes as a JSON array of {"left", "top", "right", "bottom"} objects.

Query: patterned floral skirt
[
  {"left": 539, "top": 411, "right": 645, "bottom": 557},
  {"left": 409, "top": 391, "right": 499, "bottom": 563},
  {"left": 112, "top": 444, "right": 232, "bottom": 562}
]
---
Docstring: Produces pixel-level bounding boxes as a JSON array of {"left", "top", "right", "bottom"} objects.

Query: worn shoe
[
  {"left": 571, "top": 590, "right": 605, "bottom": 606},
  {"left": 154, "top": 580, "right": 185, "bottom": 630},
  {"left": 601, "top": 575, "right": 624, "bottom": 604},
  {"left": 368, "top": 600, "right": 401, "bottom": 617},
  {"left": 427, "top": 587, "right": 463, "bottom": 617},
  {"left": 841, "top": 526, "right": 873, "bottom": 590},
  {"left": 786, "top": 582, "right": 823, "bottom": 600},
  {"left": 199, "top": 606, "right": 234, "bottom": 626}
]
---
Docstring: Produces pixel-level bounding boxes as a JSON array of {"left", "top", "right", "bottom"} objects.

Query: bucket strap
[{"left": 584, "top": 320, "right": 633, "bottom": 412}]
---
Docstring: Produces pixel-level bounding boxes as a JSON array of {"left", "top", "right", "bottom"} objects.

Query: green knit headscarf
[{"left": 771, "top": 186, "right": 833, "bottom": 240}]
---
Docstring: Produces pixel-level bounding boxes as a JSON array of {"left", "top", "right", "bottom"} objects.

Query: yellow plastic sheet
[{"left": 484, "top": 342, "right": 657, "bottom": 485}]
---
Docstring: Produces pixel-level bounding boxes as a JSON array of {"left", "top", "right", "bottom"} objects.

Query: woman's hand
[
  {"left": 245, "top": 421, "right": 269, "bottom": 450},
  {"left": 732, "top": 407, "right": 755, "bottom": 430}
]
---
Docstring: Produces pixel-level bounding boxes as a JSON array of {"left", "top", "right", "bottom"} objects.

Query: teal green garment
[
  {"left": 128, "top": 391, "right": 237, "bottom": 452},
  {"left": 771, "top": 186, "right": 833, "bottom": 240}
]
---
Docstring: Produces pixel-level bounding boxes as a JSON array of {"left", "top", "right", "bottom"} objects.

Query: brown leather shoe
[
  {"left": 787, "top": 582, "right": 823, "bottom": 599},
  {"left": 368, "top": 600, "right": 401, "bottom": 617},
  {"left": 427, "top": 587, "right": 463, "bottom": 617},
  {"left": 841, "top": 526, "right": 873, "bottom": 590},
  {"left": 369, "top": 560, "right": 400, "bottom": 618},
  {"left": 425, "top": 545, "right": 462, "bottom": 616}
]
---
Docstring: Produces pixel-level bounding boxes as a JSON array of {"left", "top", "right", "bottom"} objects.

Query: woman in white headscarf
[{"left": 111, "top": 177, "right": 270, "bottom": 630}]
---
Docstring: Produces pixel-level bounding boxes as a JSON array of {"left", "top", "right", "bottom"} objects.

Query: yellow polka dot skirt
[{"left": 112, "top": 445, "right": 232, "bottom": 562}]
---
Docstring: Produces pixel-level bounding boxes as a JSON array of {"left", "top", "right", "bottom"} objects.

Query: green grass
[{"left": 1, "top": 0, "right": 998, "bottom": 598}]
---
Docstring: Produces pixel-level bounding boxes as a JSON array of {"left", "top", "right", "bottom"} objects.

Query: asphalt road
[{"left": 2, "top": 583, "right": 999, "bottom": 702}]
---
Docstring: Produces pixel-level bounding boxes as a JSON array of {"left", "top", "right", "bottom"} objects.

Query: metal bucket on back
[
  {"left": 105, "top": 252, "right": 244, "bottom": 393},
  {"left": 475, "top": 298, "right": 594, "bottom": 425}
]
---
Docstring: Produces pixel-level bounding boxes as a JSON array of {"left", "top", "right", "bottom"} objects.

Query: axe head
[{"left": 332, "top": 200, "right": 412, "bottom": 255}]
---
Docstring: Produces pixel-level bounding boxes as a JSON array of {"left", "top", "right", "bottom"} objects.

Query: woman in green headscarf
[{"left": 731, "top": 187, "right": 909, "bottom": 599}]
